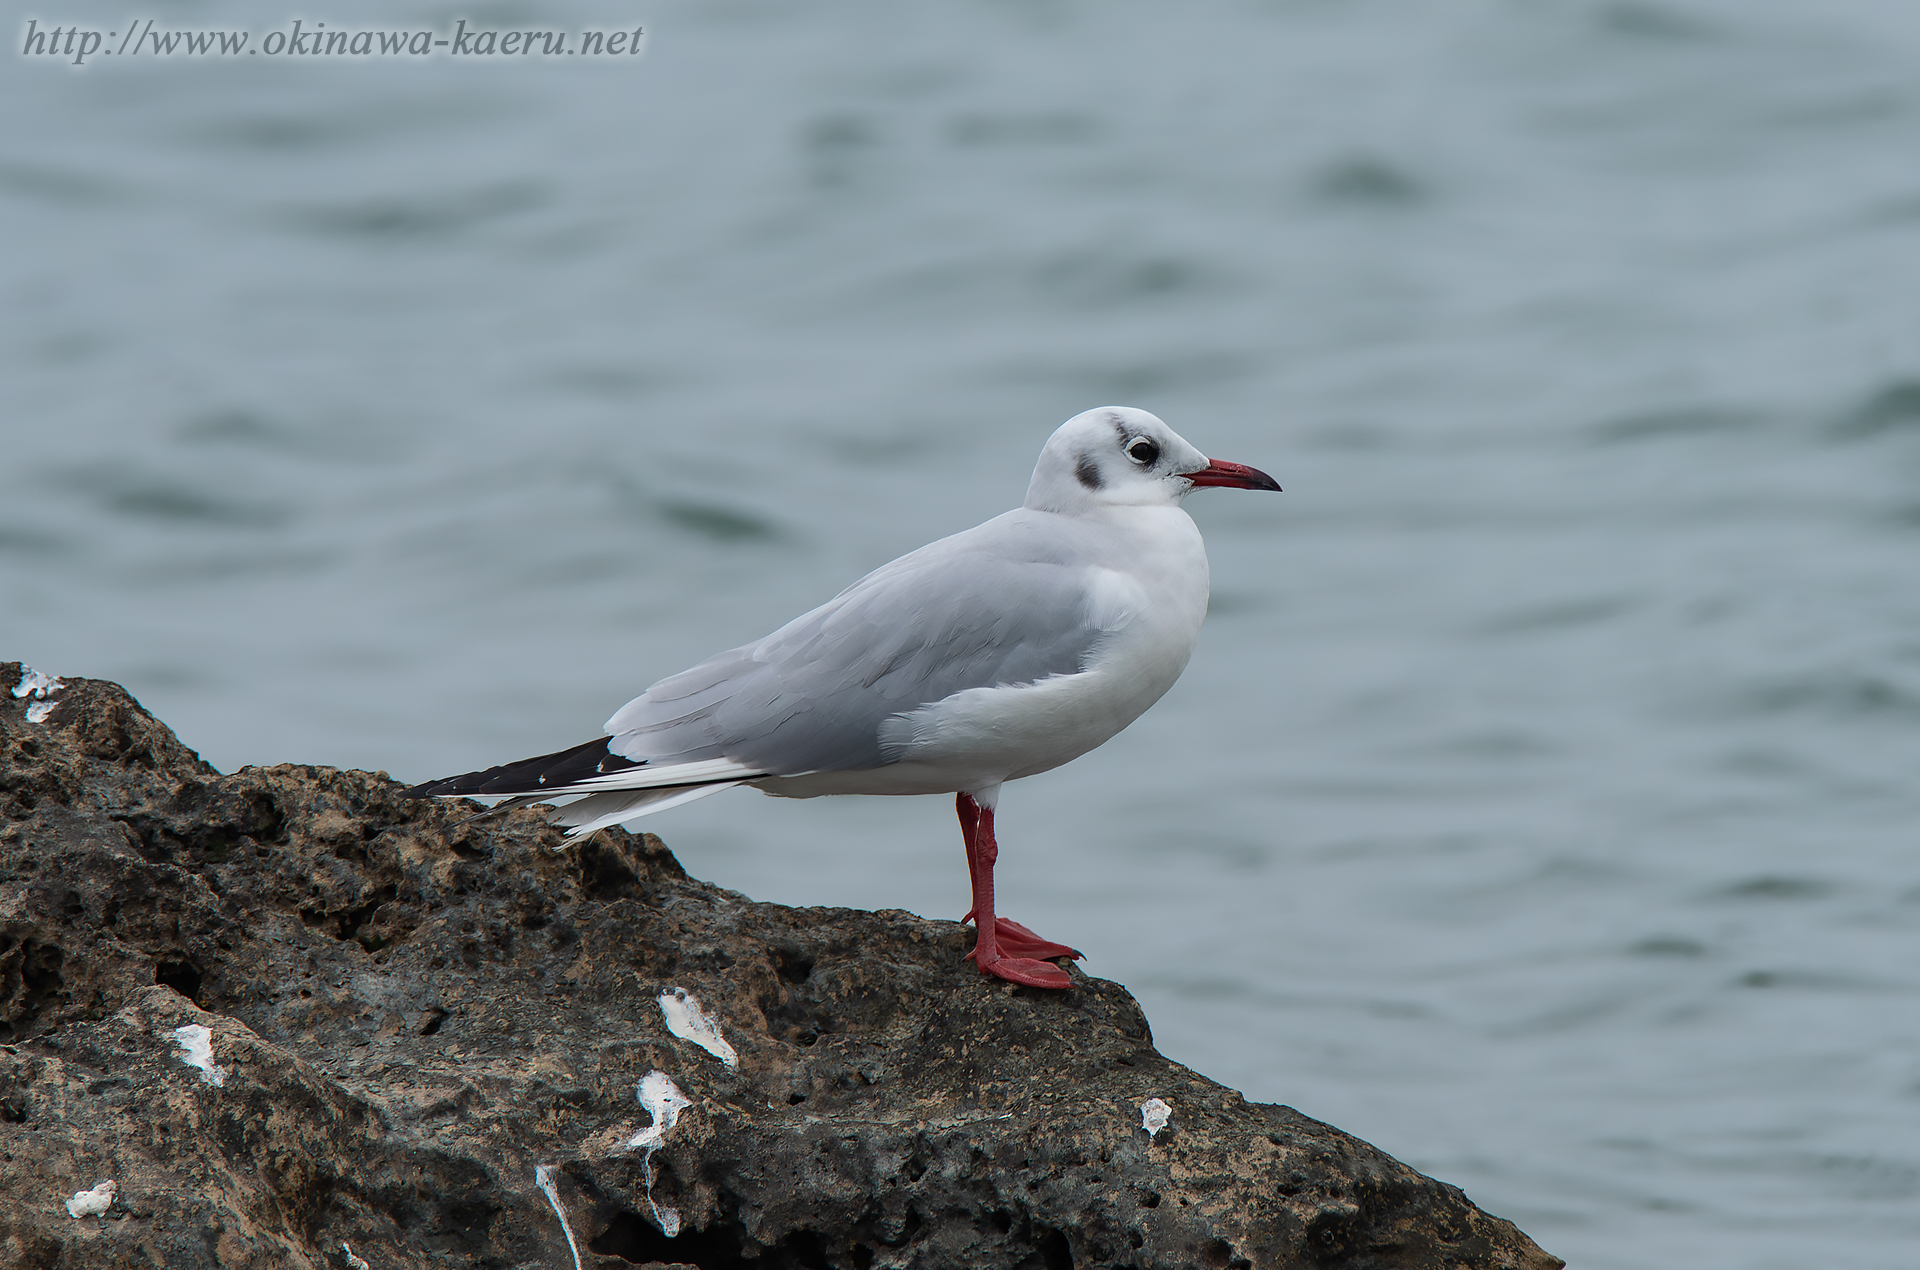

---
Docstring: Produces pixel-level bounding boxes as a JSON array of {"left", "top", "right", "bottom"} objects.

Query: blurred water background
[{"left": 8, "top": 0, "right": 1920, "bottom": 1264}]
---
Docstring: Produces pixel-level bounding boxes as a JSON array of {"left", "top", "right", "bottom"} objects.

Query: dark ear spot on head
[{"left": 1075, "top": 454, "right": 1104, "bottom": 491}]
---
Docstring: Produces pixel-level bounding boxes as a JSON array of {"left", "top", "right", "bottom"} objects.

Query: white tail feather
[
  {"left": 550, "top": 781, "right": 747, "bottom": 837},
  {"left": 562, "top": 756, "right": 766, "bottom": 793}
]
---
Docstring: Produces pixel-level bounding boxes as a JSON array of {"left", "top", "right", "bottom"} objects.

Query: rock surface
[{"left": 0, "top": 664, "right": 1562, "bottom": 1270}]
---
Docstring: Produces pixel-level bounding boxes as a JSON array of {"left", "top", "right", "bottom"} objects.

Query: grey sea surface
[{"left": 8, "top": 1, "right": 1920, "bottom": 1265}]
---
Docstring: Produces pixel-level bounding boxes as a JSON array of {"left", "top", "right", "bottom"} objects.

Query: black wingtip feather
[{"left": 400, "top": 737, "right": 642, "bottom": 799}]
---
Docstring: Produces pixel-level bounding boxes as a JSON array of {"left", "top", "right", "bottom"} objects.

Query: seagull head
[{"left": 1024, "top": 406, "right": 1281, "bottom": 514}]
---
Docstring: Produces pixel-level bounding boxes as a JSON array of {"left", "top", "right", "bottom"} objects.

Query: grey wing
[{"left": 604, "top": 530, "right": 1122, "bottom": 774}]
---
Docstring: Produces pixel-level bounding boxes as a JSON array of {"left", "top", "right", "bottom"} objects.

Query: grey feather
[{"left": 605, "top": 509, "right": 1128, "bottom": 775}]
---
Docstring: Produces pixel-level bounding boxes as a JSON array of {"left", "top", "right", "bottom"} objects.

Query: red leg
[
  {"left": 957, "top": 792, "right": 982, "bottom": 922},
  {"left": 956, "top": 793, "right": 1076, "bottom": 989},
  {"left": 957, "top": 793, "right": 1081, "bottom": 960}
]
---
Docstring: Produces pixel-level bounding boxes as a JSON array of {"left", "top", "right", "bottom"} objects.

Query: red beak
[{"left": 1185, "top": 459, "right": 1281, "bottom": 492}]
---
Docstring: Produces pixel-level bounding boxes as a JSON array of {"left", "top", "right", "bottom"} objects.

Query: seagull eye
[{"left": 1126, "top": 438, "right": 1160, "bottom": 466}]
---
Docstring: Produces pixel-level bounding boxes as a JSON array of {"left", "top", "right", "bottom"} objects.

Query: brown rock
[{"left": 0, "top": 663, "right": 1562, "bottom": 1270}]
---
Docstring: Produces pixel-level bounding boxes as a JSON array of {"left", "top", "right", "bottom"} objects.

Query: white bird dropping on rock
[
  {"left": 658, "top": 987, "right": 738, "bottom": 1069},
  {"left": 340, "top": 1244, "right": 371, "bottom": 1270},
  {"left": 13, "top": 665, "right": 61, "bottom": 723},
  {"left": 623, "top": 1070, "right": 693, "bottom": 1237},
  {"left": 625, "top": 1070, "right": 692, "bottom": 1151},
  {"left": 171, "top": 1024, "right": 226, "bottom": 1086},
  {"left": 11, "top": 666, "right": 61, "bottom": 699},
  {"left": 1140, "top": 1097, "right": 1172, "bottom": 1138},
  {"left": 65, "top": 1179, "right": 115, "bottom": 1218},
  {"left": 533, "top": 1165, "right": 584, "bottom": 1270}
]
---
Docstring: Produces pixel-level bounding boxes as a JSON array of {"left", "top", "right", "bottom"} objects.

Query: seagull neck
[{"left": 1020, "top": 501, "right": 1195, "bottom": 537}]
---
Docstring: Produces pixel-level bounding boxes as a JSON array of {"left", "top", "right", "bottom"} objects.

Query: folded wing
[{"left": 607, "top": 510, "right": 1134, "bottom": 776}]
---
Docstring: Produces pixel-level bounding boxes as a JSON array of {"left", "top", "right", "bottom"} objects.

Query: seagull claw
[
  {"left": 992, "top": 917, "right": 1081, "bottom": 961},
  {"left": 979, "top": 955, "right": 1074, "bottom": 990},
  {"left": 961, "top": 917, "right": 1081, "bottom": 963}
]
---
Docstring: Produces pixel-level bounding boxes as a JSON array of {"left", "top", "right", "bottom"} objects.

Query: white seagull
[{"left": 404, "top": 407, "right": 1279, "bottom": 989}]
